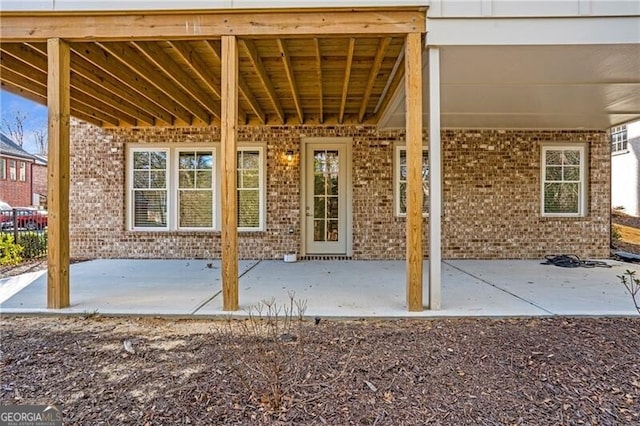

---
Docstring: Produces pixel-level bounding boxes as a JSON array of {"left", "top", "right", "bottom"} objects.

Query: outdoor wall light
[{"left": 286, "top": 150, "right": 294, "bottom": 163}]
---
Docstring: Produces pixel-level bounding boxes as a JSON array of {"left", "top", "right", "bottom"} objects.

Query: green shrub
[
  {"left": 18, "top": 231, "right": 48, "bottom": 259},
  {"left": 612, "top": 224, "right": 622, "bottom": 243},
  {"left": 0, "top": 234, "right": 23, "bottom": 266}
]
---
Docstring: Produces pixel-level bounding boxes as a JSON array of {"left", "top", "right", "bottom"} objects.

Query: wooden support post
[
  {"left": 405, "top": 32, "right": 424, "bottom": 312},
  {"left": 47, "top": 38, "right": 71, "bottom": 309},
  {"left": 428, "top": 47, "right": 442, "bottom": 310},
  {"left": 221, "top": 35, "right": 239, "bottom": 311}
]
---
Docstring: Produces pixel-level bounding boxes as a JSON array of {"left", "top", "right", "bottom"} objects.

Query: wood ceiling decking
[{"left": 0, "top": 34, "right": 409, "bottom": 128}]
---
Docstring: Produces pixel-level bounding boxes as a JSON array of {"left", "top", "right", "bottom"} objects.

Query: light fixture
[{"left": 286, "top": 150, "right": 294, "bottom": 163}]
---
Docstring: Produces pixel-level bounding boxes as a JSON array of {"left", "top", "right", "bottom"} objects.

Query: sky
[{"left": 0, "top": 89, "right": 48, "bottom": 154}]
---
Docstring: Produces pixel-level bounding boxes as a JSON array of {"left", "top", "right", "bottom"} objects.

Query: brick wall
[
  {"left": 69, "top": 120, "right": 610, "bottom": 260},
  {"left": 0, "top": 155, "right": 33, "bottom": 207},
  {"left": 31, "top": 163, "right": 47, "bottom": 207}
]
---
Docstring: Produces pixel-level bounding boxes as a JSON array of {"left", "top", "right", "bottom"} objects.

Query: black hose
[{"left": 541, "top": 254, "right": 611, "bottom": 268}]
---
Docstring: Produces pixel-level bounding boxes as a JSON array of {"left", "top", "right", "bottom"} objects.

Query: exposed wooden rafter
[
  {"left": 358, "top": 37, "right": 392, "bottom": 123},
  {"left": 0, "top": 10, "right": 420, "bottom": 128},
  {"left": 102, "top": 41, "right": 211, "bottom": 124},
  {"left": 339, "top": 38, "right": 356, "bottom": 124},
  {"left": 70, "top": 53, "right": 165, "bottom": 125},
  {"left": 277, "top": 38, "right": 303, "bottom": 124},
  {"left": 241, "top": 39, "right": 285, "bottom": 124},
  {"left": 375, "top": 42, "right": 405, "bottom": 115},
  {"left": 314, "top": 38, "right": 324, "bottom": 124},
  {"left": 71, "top": 43, "right": 192, "bottom": 125},
  {"left": 0, "top": 59, "right": 120, "bottom": 126},
  {"left": 133, "top": 41, "right": 225, "bottom": 123}
]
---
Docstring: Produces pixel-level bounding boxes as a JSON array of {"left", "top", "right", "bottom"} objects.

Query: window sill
[
  {"left": 612, "top": 150, "right": 630, "bottom": 157},
  {"left": 126, "top": 229, "right": 266, "bottom": 234},
  {"left": 539, "top": 215, "right": 589, "bottom": 221}
]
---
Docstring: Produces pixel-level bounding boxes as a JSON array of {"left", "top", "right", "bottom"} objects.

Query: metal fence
[{"left": 0, "top": 209, "right": 48, "bottom": 259}]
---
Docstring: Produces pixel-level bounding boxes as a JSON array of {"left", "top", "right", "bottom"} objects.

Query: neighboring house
[
  {"left": 1, "top": 0, "right": 639, "bottom": 310},
  {"left": 611, "top": 121, "right": 640, "bottom": 217},
  {"left": 31, "top": 154, "right": 48, "bottom": 209},
  {"left": 0, "top": 132, "right": 36, "bottom": 207}
]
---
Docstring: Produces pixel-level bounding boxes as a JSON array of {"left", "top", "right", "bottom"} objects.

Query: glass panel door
[{"left": 305, "top": 144, "right": 347, "bottom": 254}]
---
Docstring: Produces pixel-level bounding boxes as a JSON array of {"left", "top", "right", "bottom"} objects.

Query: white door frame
[{"left": 300, "top": 137, "right": 353, "bottom": 256}]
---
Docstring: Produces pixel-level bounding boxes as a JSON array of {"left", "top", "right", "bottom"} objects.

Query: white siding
[{"left": 612, "top": 121, "right": 640, "bottom": 216}]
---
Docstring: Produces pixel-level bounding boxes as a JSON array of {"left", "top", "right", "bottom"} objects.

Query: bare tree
[
  {"left": 33, "top": 128, "right": 47, "bottom": 155},
  {"left": 0, "top": 110, "right": 28, "bottom": 147}
]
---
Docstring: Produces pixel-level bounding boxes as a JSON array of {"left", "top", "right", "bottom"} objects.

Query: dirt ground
[
  {"left": 613, "top": 210, "right": 640, "bottom": 255},
  {"left": 1, "top": 316, "right": 639, "bottom": 425}
]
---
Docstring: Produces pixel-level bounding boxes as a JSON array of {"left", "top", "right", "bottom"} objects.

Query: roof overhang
[
  {"left": 1, "top": 4, "right": 639, "bottom": 131},
  {"left": 379, "top": 12, "right": 640, "bottom": 130}
]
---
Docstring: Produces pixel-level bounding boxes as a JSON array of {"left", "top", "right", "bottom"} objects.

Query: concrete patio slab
[
  {"left": 0, "top": 259, "right": 258, "bottom": 315},
  {"left": 2, "top": 258, "right": 637, "bottom": 317},
  {"left": 196, "top": 260, "right": 549, "bottom": 317},
  {"left": 447, "top": 259, "right": 639, "bottom": 316}
]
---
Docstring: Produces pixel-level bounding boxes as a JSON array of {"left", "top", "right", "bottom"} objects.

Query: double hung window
[
  {"left": 128, "top": 144, "right": 265, "bottom": 231},
  {"left": 541, "top": 144, "right": 587, "bottom": 217},
  {"left": 394, "top": 145, "right": 429, "bottom": 217}
]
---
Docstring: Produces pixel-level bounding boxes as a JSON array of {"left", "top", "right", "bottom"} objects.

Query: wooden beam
[
  {"left": 339, "top": 38, "right": 355, "bottom": 124},
  {"left": 221, "top": 35, "right": 239, "bottom": 311},
  {"left": 205, "top": 40, "right": 265, "bottom": 124},
  {"left": 375, "top": 41, "right": 405, "bottom": 114},
  {"left": 102, "top": 42, "right": 210, "bottom": 124},
  {"left": 169, "top": 41, "right": 247, "bottom": 124},
  {"left": 314, "top": 37, "right": 324, "bottom": 124},
  {"left": 238, "top": 74, "right": 266, "bottom": 125},
  {"left": 358, "top": 37, "right": 391, "bottom": 123},
  {"left": 405, "top": 32, "right": 423, "bottom": 312},
  {"left": 21, "top": 42, "right": 168, "bottom": 125},
  {"left": 70, "top": 86, "right": 131, "bottom": 126},
  {"left": 70, "top": 53, "right": 169, "bottom": 125},
  {"left": 0, "top": 52, "right": 47, "bottom": 85},
  {"left": 1, "top": 43, "right": 48, "bottom": 71},
  {"left": 72, "top": 43, "right": 190, "bottom": 124},
  {"left": 1, "top": 80, "right": 47, "bottom": 104},
  {"left": 0, "top": 63, "right": 119, "bottom": 126},
  {"left": 240, "top": 39, "right": 285, "bottom": 124},
  {"left": 277, "top": 38, "right": 304, "bottom": 124},
  {"left": 47, "top": 38, "right": 71, "bottom": 309},
  {"left": 1, "top": 45, "right": 137, "bottom": 125},
  {"left": 171, "top": 41, "right": 222, "bottom": 98},
  {"left": 133, "top": 41, "right": 222, "bottom": 122},
  {"left": 1, "top": 80, "right": 102, "bottom": 126},
  {"left": 72, "top": 72, "right": 154, "bottom": 126},
  {"left": 0, "top": 9, "right": 426, "bottom": 41}
]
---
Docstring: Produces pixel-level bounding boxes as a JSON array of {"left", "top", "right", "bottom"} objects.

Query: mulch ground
[
  {"left": 2, "top": 213, "right": 639, "bottom": 424},
  {"left": 1, "top": 316, "right": 639, "bottom": 425}
]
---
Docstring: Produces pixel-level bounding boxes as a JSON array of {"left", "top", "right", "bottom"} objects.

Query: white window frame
[
  {"left": 174, "top": 148, "right": 217, "bottom": 231},
  {"left": 611, "top": 125, "right": 628, "bottom": 154},
  {"left": 394, "top": 144, "right": 429, "bottom": 217},
  {"left": 128, "top": 147, "right": 171, "bottom": 231},
  {"left": 9, "top": 160, "right": 16, "bottom": 180},
  {"left": 540, "top": 143, "right": 588, "bottom": 218},
  {"left": 0, "top": 158, "right": 6, "bottom": 179},
  {"left": 19, "top": 161, "right": 26, "bottom": 181},
  {"left": 237, "top": 145, "right": 266, "bottom": 232},
  {"left": 126, "top": 143, "right": 266, "bottom": 232}
]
